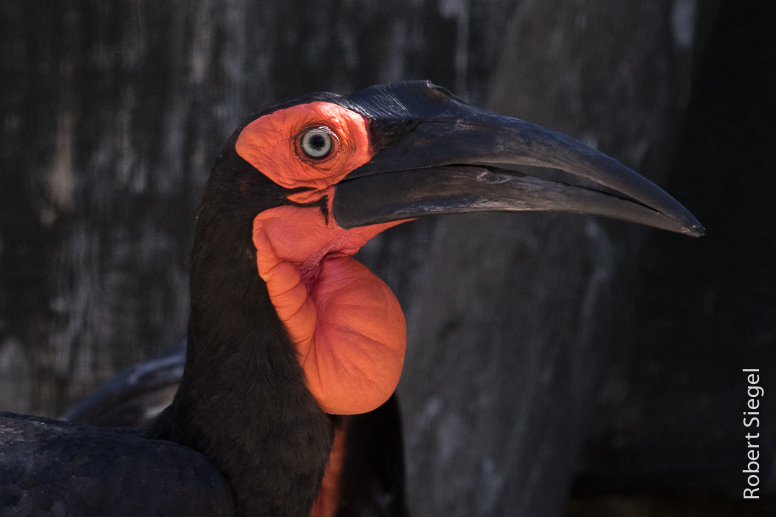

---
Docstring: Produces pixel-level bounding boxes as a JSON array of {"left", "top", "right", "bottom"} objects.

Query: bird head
[{"left": 208, "top": 80, "right": 703, "bottom": 416}]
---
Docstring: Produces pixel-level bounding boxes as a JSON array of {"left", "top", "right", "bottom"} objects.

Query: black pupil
[{"left": 309, "top": 134, "right": 326, "bottom": 151}]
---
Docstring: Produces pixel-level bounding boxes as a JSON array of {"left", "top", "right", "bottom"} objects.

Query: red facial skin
[
  {"left": 237, "top": 102, "right": 410, "bottom": 517},
  {"left": 309, "top": 424, "right": 347, "bottom": 517},
  {"left": 237, "top": 101, "right": 408, "bottom": 416}
]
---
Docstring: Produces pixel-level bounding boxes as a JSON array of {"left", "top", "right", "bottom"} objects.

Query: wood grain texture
[
  {"left": 577, "top": 0, "right": 776, "bottom": 501},
  {"left": 0, "top": 1, "right": 711, "bottom": 516}
]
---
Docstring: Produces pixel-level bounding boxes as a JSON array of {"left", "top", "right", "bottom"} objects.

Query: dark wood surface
[
  {"left": 575, "top": 0, "right": 776, "bottom": 502},
  {"left": 5, "top": 1, "right": 770, "bottom": 516}
]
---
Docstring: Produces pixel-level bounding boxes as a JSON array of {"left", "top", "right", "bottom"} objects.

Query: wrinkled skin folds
[{"left": 253, "top": 202, "right": 406, "bottom": 415}]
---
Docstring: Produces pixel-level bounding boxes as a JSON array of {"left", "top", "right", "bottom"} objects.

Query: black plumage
[
  {"left": 61, "top": 341, "right": 410, "bottom": 517},
  {"left": 0, "top": 414, "right": 233, "bottom": 516}
]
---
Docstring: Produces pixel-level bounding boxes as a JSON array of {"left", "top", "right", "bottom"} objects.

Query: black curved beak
[{"left": 332, "top": 81, "right": 703, "bottom": 237}]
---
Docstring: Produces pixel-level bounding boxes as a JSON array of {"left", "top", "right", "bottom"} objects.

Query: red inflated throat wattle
[{"left": 236, "top": 102, "right": 408, "bottom": 415}]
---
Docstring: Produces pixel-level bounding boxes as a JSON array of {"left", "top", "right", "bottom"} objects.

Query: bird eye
[{"left": 298, "top": 127, "right": 335, "bottom": 160}]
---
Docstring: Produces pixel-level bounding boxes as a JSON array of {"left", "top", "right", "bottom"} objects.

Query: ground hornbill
[{"left": 0, "top": 80, "right": 702, "bottom": 517}]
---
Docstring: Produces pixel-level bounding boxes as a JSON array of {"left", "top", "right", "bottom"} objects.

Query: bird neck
[{"left": 148, "top": 178, "right": 335, "bottom": 517}]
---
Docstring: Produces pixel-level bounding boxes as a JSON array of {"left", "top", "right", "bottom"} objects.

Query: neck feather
[{"left": 149, "top": 162, "right": 335, "bottom": 517}]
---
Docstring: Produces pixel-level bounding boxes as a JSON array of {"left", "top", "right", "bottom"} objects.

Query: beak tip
[
  {"left": 668, "top": 205, "right": 704, "bottom": 237},
  {"left": 683, "top": 222, "right": 705, "bottom": 238}
]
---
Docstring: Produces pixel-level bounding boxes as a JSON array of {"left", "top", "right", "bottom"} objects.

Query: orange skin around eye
[
  {"left": 237, "top": 102, "right": 372, "bottom": 201},
  {"left": 239, "top": 102, "right": 409, "bottom": 416}
]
